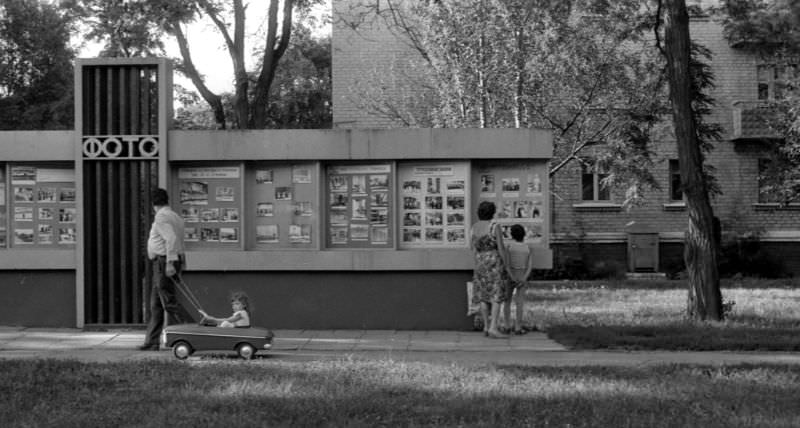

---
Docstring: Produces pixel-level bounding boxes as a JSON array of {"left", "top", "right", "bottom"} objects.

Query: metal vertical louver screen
[{"left": 82, "top": 65, "right": 159, "bottom": 325}]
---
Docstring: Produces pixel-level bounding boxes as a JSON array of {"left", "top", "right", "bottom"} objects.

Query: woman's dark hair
[
  {"left": 510, "top": 224, "right": 525, "bottom": 241},
  {"left": 152, "top": 188, "right": 169, "bottom": 206},
  {"left": 477, "top": 201, "right": 496, "bottom": 221}
]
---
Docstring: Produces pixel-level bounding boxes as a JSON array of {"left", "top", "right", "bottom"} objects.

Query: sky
[{"left": 79, "top": 1, "right": 331, "bottom": 95}]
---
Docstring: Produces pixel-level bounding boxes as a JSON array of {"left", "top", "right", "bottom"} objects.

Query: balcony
[{"left": 731, "top": 101, "right": 782, "bottom": 142}]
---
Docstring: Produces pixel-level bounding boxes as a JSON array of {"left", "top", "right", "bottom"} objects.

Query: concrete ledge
[
  {"left": 0, "top": 131, "right": 74, "bottom": 160},
  {"left": 169, "top": 128, "right": 553, "bottom": 161},
  {"left": 0, "top": 250, "right": 76, "bottom": 269}
]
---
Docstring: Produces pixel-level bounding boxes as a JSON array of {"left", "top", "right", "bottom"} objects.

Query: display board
[
  {"left": 325, "top": 163, "right": 393, "bottom": 248},
  {"left": 248, "top": 162, "right": 317, "bottom": 249},
  {"left": 177, "top": 165, "right": 243, "bottom": 250},
  {"left": 471, "top": 160, "right": 548, "bottom": 246},
  {"left": 398, "top": 162, "right": 469, "bottom": 248},
  {"left": 0, "top": 166, "right": 5, "bottom": 248},
  {"left": 8, "top": 164, "right": 76, "bottom": 248}
]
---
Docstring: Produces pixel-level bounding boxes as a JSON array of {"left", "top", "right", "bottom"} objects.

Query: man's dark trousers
[{"left": 142, "top": 256, "right": 185, "bottom": 347}]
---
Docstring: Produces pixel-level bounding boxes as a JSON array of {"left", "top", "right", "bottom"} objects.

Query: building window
[
  {"left": 758, "top": 158, "right": 781, "bottom": 203},
  {"left": 757, "top": 63, "right": 798, "bottom": 101},
  {"left": 669, "top": 159, "right": 683, "bottom": 201},
  {"left": 581, "top": 159, "right": 610, "bottom": 201}
]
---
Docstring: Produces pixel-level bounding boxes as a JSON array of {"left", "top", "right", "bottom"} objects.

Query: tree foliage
[
  {"left": 173, "top": 22, "right": 332, "bottom": 130},
  {"left": 0, "top": 0, "right": 75, "bottom": 130},
  {"left": 70, "top": 0, "right": 326, "bottom": 129},
  {"left": 341, "top": 0, "right": 666, "bottom": 206},
  {"left": 716, "top": 0, "right": 800, "bottom": 204},
  {"left": 716, "top": 0, "right": 800, "bottom": 52}
]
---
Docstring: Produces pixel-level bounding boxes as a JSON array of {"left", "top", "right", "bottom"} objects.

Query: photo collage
[
  {"left": 399, "top": 163, "right": 468, "bottom": 247},
  {"left": 475, "top": 163, "right": 546, "bottom": 244},
  {"left": 253, "top": 164, "right": 314, "bottom": 246},
  {"left": 8, "top": 165, "right": 76, "bottom": 247},
  {"left": 327, "top": 164, "right": 391, "bottom": 248},
  {"left": 178, "top": 167, "right": 241, "bottom": 247},
  {"left": 0, "top": 166, "right": 4, "bottom": 247}
]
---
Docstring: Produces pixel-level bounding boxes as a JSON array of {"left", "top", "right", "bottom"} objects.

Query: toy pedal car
[{"left": 161, "top": 324, "right": 274, "bottom": 360}]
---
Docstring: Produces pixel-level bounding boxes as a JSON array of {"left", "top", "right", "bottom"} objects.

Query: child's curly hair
[{"left": 230, "top": 291, "right": 252, "bottom": 315}]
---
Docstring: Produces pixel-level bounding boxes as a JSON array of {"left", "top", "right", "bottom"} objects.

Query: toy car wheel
[
  {"left": 237, "top": 343, "right": 256, "bottom": 359},
  {"left": 173, "top": 341, "right": 193, "bottom": 360}
]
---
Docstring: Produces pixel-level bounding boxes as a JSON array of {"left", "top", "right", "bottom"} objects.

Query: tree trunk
[
  {"left": 231, "top": 0, "right": 249, "bottom": 129},
  {"left": 172, "top": 24, "right": 226, "bottom": 129},
  {"left": 663, "top": 0, "right": 722, "bottom": 320},
  {"left": 250, "top": 0, "right": 294, "bottom": 128}
]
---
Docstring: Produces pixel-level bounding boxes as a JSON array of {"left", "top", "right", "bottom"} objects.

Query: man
[{"left": 139, "top": 188, "right": 186, "bottom": 351}]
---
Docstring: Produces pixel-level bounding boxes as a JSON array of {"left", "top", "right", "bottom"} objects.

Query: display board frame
[
  {"left": 6, "top": 163, "right": 76, "bottom": 249},
  {"left": 173, "top": 163, "right": 245, "bottom": 251},
  {"left": 397, "top": 161, "right": 471, "bottom": 249},
  {"left": 0, "top": 165, "right": 6, "bottom": 248},
  {"left": 246, "top": 161, "right": 319, "bottom": 250},
  {"left": 324, "top": 162, "right": 394, "bottom": 249},
  {"left": 471, "top": 160, "right": 549, "bottom": 247}
]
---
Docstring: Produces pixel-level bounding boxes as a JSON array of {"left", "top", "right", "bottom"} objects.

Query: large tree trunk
[
  {"left": 173, "top": 24, "right": 226, "bottom": 129},
  {"left": 250, "top": 0, "right": 294, "bottom": 128},
  {"left": 663, "top": 0, "right": 722, "bottom": 320}
]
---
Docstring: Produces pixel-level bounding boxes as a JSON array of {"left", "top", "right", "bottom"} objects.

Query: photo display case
[
  {"left": 177, "top": 165, "right": 243, "bottom": 250},
  {"left": 471, "top": 160, "right": 548, "bottom": 246},
  {"left": 8, "top": 164, "right": 76, "bottom": 248},
  {"left": 248, "top": 162, "right": 317, "bottom": 249},
  {"left": 398, "top": 162, "right": 469, "bottom": 248},
  {"left": 0, "top": 165, "right": 5, "bottom": 248},
  {"left": 325, "top": 163, "right": 393, "bottom": 248}
]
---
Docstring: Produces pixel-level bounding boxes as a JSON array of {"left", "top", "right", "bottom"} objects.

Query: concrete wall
[
  {"left": 0, "top": 271, "right": 76, "bottom": 327},
  {"left": 181, "top": 271, "right": 474, "bottom": 330}
]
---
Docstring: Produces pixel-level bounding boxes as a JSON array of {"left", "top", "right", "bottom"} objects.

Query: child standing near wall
[{"left": 503, "top": 224, "right": 534, "bottom": 334}]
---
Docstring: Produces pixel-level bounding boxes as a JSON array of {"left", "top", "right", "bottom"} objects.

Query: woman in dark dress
[{"left": 470, "top": 201, "right": 510, "bottom": 338}]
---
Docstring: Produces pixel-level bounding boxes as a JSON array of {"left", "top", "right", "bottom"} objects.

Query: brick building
[{"left": 331, "top": 2, "right": 800, "bottom": 277}]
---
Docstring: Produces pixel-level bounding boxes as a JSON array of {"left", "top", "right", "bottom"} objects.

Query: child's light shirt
[
  {"left": 232, "top": 310, "right": 250, "bottom": 327},
  {"left": 506, "top": 241, "right": 531, "bottom": 282}
]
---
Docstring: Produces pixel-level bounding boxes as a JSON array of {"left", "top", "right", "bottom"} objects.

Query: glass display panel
[
  {"left": 472, "top": 160, "right": 548, "bottom": 246},
  {"left": 325, "top": 163, "right": 393, "bottom": 248},
  {"left": 0, "top": 165, "right": 5, "bottom": 248},
  {"left": 249, "top": 162, "right": 317, "bottom": 249},
  {"left": 8, "top": 164, "right": 75, "bottom": 248},
  {"left": 398, "top": 162, "right": 469, "bottom": 248},
  {"left": 177, "top": 165, "right": 243, "bottom": 250}
]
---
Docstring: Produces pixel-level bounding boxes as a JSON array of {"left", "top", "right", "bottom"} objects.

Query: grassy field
[
  {"left": 2, "top": 358, "right": 800, "bottom": 427},
  {"left": 522, "top": 278, "right": 800, "bottom": 351}
]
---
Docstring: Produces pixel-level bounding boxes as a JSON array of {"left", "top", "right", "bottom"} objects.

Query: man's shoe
[{"left": 138, "top": 344, "right": 159, "bottom": 351}]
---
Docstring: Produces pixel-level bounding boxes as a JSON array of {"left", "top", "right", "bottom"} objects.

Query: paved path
[{"left": 1, "top": 326, "right": 799, "bottom": 366}]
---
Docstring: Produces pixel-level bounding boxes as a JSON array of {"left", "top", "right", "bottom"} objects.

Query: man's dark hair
[
  {"left": 476, "top": 201, "right": 496, "bottom": 221},
  {"left": 152, "top": 188, "right": 169, "bottom": 206},
  {"left": 510, "top": 224, "right": 525, "bottom": 241}
]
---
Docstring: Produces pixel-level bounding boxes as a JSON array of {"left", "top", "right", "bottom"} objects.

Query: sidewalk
[{"left": 1, "top": 326, "right": 799, "bottom": 366}]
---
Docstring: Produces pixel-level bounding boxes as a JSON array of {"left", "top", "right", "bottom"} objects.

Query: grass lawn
[
  {"left": 2, "top": 358, "right": 800, "bottom": 427},
  {"left": 523, "top": 278, "right": 800, "bottom": 351}
]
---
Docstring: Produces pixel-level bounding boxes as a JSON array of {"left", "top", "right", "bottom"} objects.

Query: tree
[
  {"left": 0, "top": 0, "right": 75, "bottom": 130},
  {"left": 340, "top": 0, "right": 664, "bottom": 204},
  {"left": 343, "top": 0, "right": 725, "bottom": 320},
  {"left": 71, "top": 0, "right": 326, "bottom": 129},
  {"left": 716, "top": 0, "right": 800, "bottom": 204},
  {"left": 261, "top": 26, "right": 331, "bottom": 129},
  {"left": 173, "top": 23, "right": 332, "bottom": 130},
  {"left": 659, "top": 0, "right": 722, "bottom": 320},
  {"left": 716, "top": 0, "right": 800, "bottom": 51}
]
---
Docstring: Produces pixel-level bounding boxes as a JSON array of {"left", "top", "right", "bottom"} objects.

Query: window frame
[
  {"left": 580, "top": 158, "right": 610, "bottom": 202},
  {"left": 757, "top": 63, "right": 798, "bottom": 101},
  {"left": 668, "top": 159, "right": 683, "bottom": 202}
]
